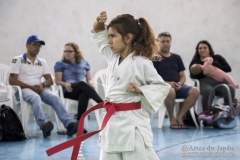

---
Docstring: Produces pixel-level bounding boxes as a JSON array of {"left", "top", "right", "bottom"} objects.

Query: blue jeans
[{"left": 22, "top": 88, "right": 73, "bottom": 129}]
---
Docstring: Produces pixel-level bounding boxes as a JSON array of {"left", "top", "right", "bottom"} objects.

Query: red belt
[{"left": 46, "top": 100, "right": 141, "bottom": 160}]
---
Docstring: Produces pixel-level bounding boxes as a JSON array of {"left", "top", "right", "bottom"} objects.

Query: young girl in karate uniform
[{"left": 92, "top": 11, "right": 171, "bottom": 160}]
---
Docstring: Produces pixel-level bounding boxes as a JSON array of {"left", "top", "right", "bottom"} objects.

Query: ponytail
[{"left": 133, "top": 18, "right": 157, "bottom": 59}]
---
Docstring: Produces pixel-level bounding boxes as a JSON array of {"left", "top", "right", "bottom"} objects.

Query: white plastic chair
[
  {"left": 56, "top": 85, "right": 79, "bottom": 132},
  {"left": 0, "top": 64, "right": 14, "bottom": 109},
  {"left": 56, "top": 83, "right": 96, "bottom": 132},
  {"left": 157, "top": 98, "right": 199, "bottom": 128},
  {"left": 14, "top": 86, "right": 63, "bottom": 135},
  {"left": 13, "top": 74, "right": 63, "bottom": 135},
  {"left": 191, "top": 79, "right": 204, "bottom": 114},
  {"left": 92, "top": 69, "right": 107, "bottom": 128},
  {"left": 56, "top": 68, "right": 107, "bottom": 130},
  {"left": 157, "top": 80, "right": 200, "bottom": 129},
  {"left": 1, "top": 64, "right": 62, "bottom": 135},
  {"left": 0, "top": 64, "right": 10, "bottom": 85},
  {"left": 0, "top": 85, "right": 14, "bottom": 109},
  {"left": 53, "top": 69, "right": 108, "bottom": 130},
  {"left": 0, "top": 64, "right": 33, "bottom": 134}
]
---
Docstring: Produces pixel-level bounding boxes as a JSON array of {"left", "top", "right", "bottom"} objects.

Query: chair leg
[
  {"left": 158, "top": 105, "right": 166, "bottom": 128},
  {"left": 189, "top": 107, "right": 199, "bottom": 128},
  {"left": 95, "top": 109, "right": 102, "bottom": 129},
  {"left": 84, "top": 116, "right": 88, "bottom": 129},
  {"left": 199, "top": 120, "right": 204, "bottom": 128},
  {"left": 21, "top": 102, "right": 31, "bottom": 135},
  {"left": 61, "top": 100, "right": 71, "bottom": 132}
]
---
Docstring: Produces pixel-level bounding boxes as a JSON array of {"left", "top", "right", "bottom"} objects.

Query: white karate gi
[{"left": 92, "top": 30, "right": 171, "bottom": 160}]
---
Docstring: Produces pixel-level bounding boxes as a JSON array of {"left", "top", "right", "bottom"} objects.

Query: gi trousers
[{"left": 99, "top": 128, "right": 159, "bottom": 160}]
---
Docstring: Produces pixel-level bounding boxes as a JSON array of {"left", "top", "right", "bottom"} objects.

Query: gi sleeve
[
  {"left": 91, "top": 30, "right": 115, "bottom": 63},
  {"left": 138, "top": 60, "right": 171, "bottom": 113}
]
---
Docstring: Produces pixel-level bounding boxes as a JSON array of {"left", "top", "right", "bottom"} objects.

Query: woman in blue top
[{"left": 54, "top": 42, "right": 103, "bottom": 133}]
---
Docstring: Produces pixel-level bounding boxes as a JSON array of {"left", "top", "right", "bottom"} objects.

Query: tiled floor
[{"left": 1, "top": 113, "right": 240, "bottom": 160}]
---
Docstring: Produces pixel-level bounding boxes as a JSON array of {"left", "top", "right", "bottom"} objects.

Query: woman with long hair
[{"left": 54, "top": 42, "right": 103, "bottom": 133}]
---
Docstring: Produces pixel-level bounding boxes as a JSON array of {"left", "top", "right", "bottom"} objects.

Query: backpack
[
  {"left": 183, "top": 110, "right": 199, "bottom": 127},
  {"left": 198, "top": 84, "right": 240, "bottom": 129},
  {"left": 0, "top": 104, "right": 26, "bottom": 141}
]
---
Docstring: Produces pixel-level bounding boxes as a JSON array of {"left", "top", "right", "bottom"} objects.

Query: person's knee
[
  {"left": 189, "top": 87, "right": 200, "bottom": 98},
  {"left": 30, "top": 94, "right": 41, "bottom": 103},
  {"left": 165, "top": 88, "right": 176, "bottom": 102},
  {"left": 50, "top": 94, "right": 61, "bottom": 102}
]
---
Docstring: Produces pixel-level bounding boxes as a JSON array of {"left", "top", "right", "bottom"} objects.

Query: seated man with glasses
[
  {"left": 9, "top": 35, "right": 78, "bottom": 138},
  {"left": 153, "top": 32, "right": 200, "bottom": 129}
]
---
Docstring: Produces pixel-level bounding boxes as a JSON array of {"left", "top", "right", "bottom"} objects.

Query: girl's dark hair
[
  {"left": 193, "top": 40, "right": 215, "bottom": 59},
  {"left": 107, "top": 14, "right": 157, "bottom": 59},
  {"left": 62, "top": 42, "right": 83, "bottom": 62}
]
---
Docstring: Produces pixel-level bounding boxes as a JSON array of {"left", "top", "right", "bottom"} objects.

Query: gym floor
[{"left": 1, "top": 113, "right": 240, "bottom": 160}]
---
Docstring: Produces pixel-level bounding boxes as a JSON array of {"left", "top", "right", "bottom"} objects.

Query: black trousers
[
  {"left": 199, "top": 77, "right": 235, "bottom": 111},
  {"left": 64, "top": 81, "right": 103, "bottom": 120}
]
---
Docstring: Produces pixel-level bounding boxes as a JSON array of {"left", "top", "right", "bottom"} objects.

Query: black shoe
[
  {"left": 57, "top": 130, "right": 67, "bottom": 135},
  {"left": 57, "top": 128, "right": 87, "bottom": 135},
  {"left": 203, "top": 121, "right": 212, "bottom": 127},
  {"left": 42, "top": 121, "right": 54, "bottom": 138},
  {"left": 67, "top": 122, "right": 78, "bottom": 136}
]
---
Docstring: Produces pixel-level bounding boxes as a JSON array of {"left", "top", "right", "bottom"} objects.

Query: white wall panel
[{"left": 0, "top": 0, "right": 239, "bottom": 97}]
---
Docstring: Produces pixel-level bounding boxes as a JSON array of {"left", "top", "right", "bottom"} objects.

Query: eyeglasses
[{"left": 63, "top": 50, "right": 74, "bottom": 53}]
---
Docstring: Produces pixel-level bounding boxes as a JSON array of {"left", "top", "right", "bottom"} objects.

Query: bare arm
[
  {"left": 9, "top": 73, "right": 44, "bottom": 93},
  {"left": 93, "top": 11, "right": 107, "bottom": 33},
  {"left": 172, "top": 71, "right": 186, "bottom": 91},
  {"left": 55, "top": 72, "right": 72, "bottom": 92},
  {"left": 42, "top": 74, "right": 53, "bottom": 87},
  {"left": 55, "top": 72, "right": 64, "bottom": 86},
  {"left": 86, "top": 71, "right": 94, "bottom": 87},
  {"left": 9, "top": 73, "right": 34, "bottom": 90},
  {"left": 178, "top": 71, "right": 186, "bottom": 86}
]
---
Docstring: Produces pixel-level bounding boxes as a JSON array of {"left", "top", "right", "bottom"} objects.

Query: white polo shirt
[{"left": 9, "top": 53, "right": 51, "bottom": 85}]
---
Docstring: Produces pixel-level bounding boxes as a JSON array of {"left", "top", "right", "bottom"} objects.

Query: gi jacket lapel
[{"left": 111, "top": 53, "right": 134, "bottom": 80}]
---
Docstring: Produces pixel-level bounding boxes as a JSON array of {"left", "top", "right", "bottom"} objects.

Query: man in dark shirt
[{"left": 153, "top": 32, "right": 199, "bottom": 129}]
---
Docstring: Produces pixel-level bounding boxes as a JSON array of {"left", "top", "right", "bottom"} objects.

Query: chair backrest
[
  {"left": 0, "top": 64, "right": 10, "bottom": 85},
  {"left": 0, "top": 64, "right": 14, "bottom": 110},
  {"left": 93, "top": 68, "right": 107, "bottom": 99}
]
